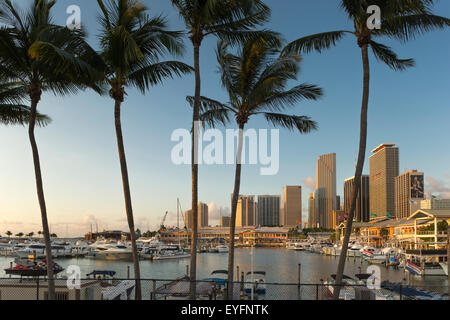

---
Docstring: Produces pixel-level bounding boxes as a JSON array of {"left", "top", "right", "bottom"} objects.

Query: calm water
[{"left": 1, "top": 248, "right": 447, "bottom": 299}]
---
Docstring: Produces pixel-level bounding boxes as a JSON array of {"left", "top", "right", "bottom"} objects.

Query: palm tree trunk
[
  {"left": 333, "top": 43, "right": 370, "bottom": 299},
  {"left": 28, "top": 88, "right": 55, "bottom": 300},
  {"left": 189, "top": 42, "right": 201, "bottom": 300},
  {"left": 227, "top": 124, "right": 244, "bottom": 300},
  {"left": 114, "top": 98, "right": 142, "bottom": 300}
]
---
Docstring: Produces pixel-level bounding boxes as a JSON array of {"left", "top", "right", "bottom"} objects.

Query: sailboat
[{"left": 152, "top": 198, "right": 189, "bottom": 260}]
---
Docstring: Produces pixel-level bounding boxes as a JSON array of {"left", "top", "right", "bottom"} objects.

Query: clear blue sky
[{"left": 1, "top": 0, "right": 449, "bottom": 237}]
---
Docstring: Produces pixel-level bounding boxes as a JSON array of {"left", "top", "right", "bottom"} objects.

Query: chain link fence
[{"left": 0, "top": 277, "right": 448, "bottom": 300}]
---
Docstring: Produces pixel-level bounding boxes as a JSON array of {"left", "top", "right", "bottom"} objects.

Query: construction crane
[{"left": 159, "top": 211, "right": 168, "bottom": 231}]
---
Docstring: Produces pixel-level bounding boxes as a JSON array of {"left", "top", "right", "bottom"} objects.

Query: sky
[{"left": 0, "top": 0, "right": 449, "bottom": 237}]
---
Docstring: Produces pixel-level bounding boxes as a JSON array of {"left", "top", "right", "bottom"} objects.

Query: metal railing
[{"left": 0, "top": 277, "right": 448, "bottom": 301}]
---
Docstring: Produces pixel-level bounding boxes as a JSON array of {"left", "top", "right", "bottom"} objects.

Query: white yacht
[{"left": 88, "top": 241, "right": 133, "bottom": 260}]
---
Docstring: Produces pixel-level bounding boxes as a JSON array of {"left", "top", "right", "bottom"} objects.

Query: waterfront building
[
  {"left": 282, "top": 186, "right": 302, "bottom": 226},
  {"left": 420, "top": 198, "right": 450, "bottom": 210},
  {"left": 236, "top": 195, "right": 256, "bottom": 226},
  {"left": 257, "top": 195, "right": 281, "bottom": 226},
  {"left": 315, "top": 153, "right": 336, "bottom": 229},
  {"left": 220, "top": 216, "right": 231, "bottom": 227},
  {"left": 395, "top": 170, "right": 425, "bottom": 219},
  {"left": 344, "top": 175, "right": 370, "bottom": 222},
  {"left": 184, "top": 202, "right": 209, "bottom": 229},
  {"left": 85, "top": 230, "right": 130, "bottom": 241},
  {"left": 369, "top": 143, "right": 399, "bottom": 218}
]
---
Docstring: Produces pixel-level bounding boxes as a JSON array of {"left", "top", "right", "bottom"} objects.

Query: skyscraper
[
  {"left": 184, "top": 202, "right": 209, "bottom": 228},
  {"left": 308, "top": 192, "right": 316, "bottom": 228},
  {"left": 395, "top": 170, "right": 424, "bottom": 219},
  {"left": 282, "top": 186, "right": 302, "bottom": 226},
  {"left": 236, "top": 195, "right": 256, "bottom": 227},
  {"left": 315, "top": 153, "right": 336, "bottom": 229},
  {"left": 257, "top": 195, "right": 280, "bottom": 226},
  {"left": 369, "top": 144, "right": 399, "bottom": 218},
  {"left": 344, "top": 175, "right": 370, "bottom": 222}
]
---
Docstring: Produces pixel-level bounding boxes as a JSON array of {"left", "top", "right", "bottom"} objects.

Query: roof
[
  {"left": 371, "top": 143, "right": 396, "bottom": 153},
  {"left": 408, "top": 209, "right": 450, "bottom": 220}
]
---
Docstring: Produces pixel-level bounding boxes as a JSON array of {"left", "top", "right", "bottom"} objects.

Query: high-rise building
[
  {"left": 308, "top": 192, "right": 316, "bottom": 228},
  {"left": 420, "top": 198, "right": 450, "bottom": 210},
  {"left": 282, "top": 186, "right": 302, "bottom": 226},
  {"left": 236, "top": 195, "right": 256, "bottom": 227},
  {"left": 257, "top": 195, "right": 280, "bottom": 226},
  {"left": 369, "top": 144, "right": 399, "bottom": 218},
  {"left": 184, "top": 202, "right": 209, "bottom": 228},
  {"left": 336, "top": 195, "right": 341, "bottom": 210},
  {"left": 395, "top": 170, "right": 425, "bottom": 219},
  {"left": 315, "top": 153, "right": 336, "bottom": 229},
  {"left": 220, "top": 216, "right": 231, "bottom": 227},
  {"left": 344, "top": 175, "right": 370, "bottom": 222}
]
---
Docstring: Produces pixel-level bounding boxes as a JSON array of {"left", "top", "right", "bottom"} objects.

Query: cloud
[
  {"left": 425, "top": 176, "right": 450, "bottom": 199},
  {"left": 303, "top": 177, "right": 315, "bottom": 190},
  {"left": 208, "top": 202, "right": 230, "bottom": 226}
]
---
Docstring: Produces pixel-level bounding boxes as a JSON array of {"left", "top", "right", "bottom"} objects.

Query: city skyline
[{"left": 1, "top": 1, "right": 449, "bottom": 237}]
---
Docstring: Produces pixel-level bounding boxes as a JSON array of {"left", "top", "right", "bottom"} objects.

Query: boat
[
  {"left": 244, "top": 271, "right": 266, "bottom": 295},
  {"left": 4, "top": 258, "right": 64, "bottom": 277},
  {"left": 209, "top": 244, "right": 228, "bottom": 253},
  {"left": 88, "top": 241, "right": 133, "bottom": 261},
  {"left": 323, "top": 274, "right": 358, "bottom": 300},
  {"left": 203, "top": 270, "right": 228, "bottom": 288},
  {"left": 439, "top": 262, "right": 448, "bottom": 276},
  {"left": 405, "top": 260, "right": 423, "bottom": 276},
  {"left": 86, "top": 270, "right": 135, "bottom": 300},
  {"left": 153, "top": 244, "right": 190, "bottom": 260}
]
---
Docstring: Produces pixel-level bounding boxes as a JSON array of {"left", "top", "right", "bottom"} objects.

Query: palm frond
[
  {"left": 379, "top": 13, "right": 450, "bottom": 42},
  {"left": 262, "top": 112, "right": 318, "bottom": 133},
  {"left": 0, "top": 104, "right": 51, "bottom": 126},
  {"left": 282, "top": 31, "right": 351, "bottom": 56},
  {"left": 186, "top": 95, "right": 235, "bottom": 114},
  {"left": 129, "top": 61, "right": 193, "bottom": 93},
  {"left": 200, "top": 108, "right": 231, "bottom": 128},
  {"left": 370, "top": 40, "right": 415, "bottom": 71}
]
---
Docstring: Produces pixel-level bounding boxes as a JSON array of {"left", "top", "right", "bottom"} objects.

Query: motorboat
[
  {"left": 439, "top": 262, "right": 448, "bottom": 276},
  {"left": 209, "top": 244, "right": 228, "bottom": 253},
  {"left": 244, "top": 271, "right": 266, "bottom": 295},
  {"left": 4, "top": 257, "right": 64, "bottom": 277},
  {"left": 86, "top": 270, "right": 135, "bottom": 300},
  {"left": 203, "top": 270, "right": 228, "bottom": 288},
  {"left": 152, "top": 244, "right": 190, "bottom": 260},
  {"left": 89, "top": 242, "right": 133, "bottom": 261}
]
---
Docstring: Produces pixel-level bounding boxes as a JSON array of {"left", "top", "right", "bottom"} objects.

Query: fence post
[
  {"left": 186, "top": 264, "right": 189, "bottom": 277},
  {"left": 297, "top": 264, "right": 301, "bottom": 299},
  {"left": 152, "top": 280, "right": 156, "bottom": 300},
  {"left": 127, "top": 266, "right": 130, "bottom": 279},
  {"left": 399, "top": 284, "right": 402, "bottom": 300},
  {"left": 316, "top": 284, "right": 319, "bottom": 300},
  {"left": 236, "top": 266, "right": 239, "bottom": 281},
  {"left": 36, "top": 276, "right": 40, "bottom": 300}
]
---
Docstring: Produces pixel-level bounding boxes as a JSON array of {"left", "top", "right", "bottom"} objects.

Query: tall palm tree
[
  {"left": 96, "top": 0, "right": 192, "bottom": 299},
  {"left": 171, "top": 0, "right": 272, "bottom": 298},
  {"left": 188, "top": 36, "right": 322, "bottom": 298},
  {"left": 0, "top": 81, "right": 50, "bottom": 126},
  {"left": 282, "top": 0, "right": 450, "bottom": 299},
  {"left": 0, "top": 0, "right": 104, "bottom": 299}
]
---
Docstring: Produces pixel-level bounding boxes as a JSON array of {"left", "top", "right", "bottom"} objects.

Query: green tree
[
  {"left": 172, "top": 0, "right": 272, "bottom": 299},
  {"left": 15, "top": 232, "right": 23, "bottom": 238},
  {"left": 27, "top": 232, "right": 35, "bottom": 238},
  {"left": 0, "top": 0, "right": 103, "bottom": 299},
  {"left": 282, "top": 0, "right": 450, "bottom": 299},
  {"left": 0, "top": 82, "right": 50, "bottom": 126},
  {"left": 191, "top": 36, "right": 321, "bottom": 298},
  {"left": 50, "top": 233, "right": 57, "bottom": 238},
  {"left": 96, "top": 0, "right": 192, "bottom": 299},
  {"left": 5, "top": 231, "right": 12, "bottom": 239}
]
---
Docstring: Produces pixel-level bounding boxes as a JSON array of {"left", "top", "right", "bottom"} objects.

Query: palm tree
[
  {"left": 37, "top": 231, "right": 43, "bottom": 238},
  {"left": 96, "top": 0, "right": 192, "bottom": 299},
  {"left": 5, "top": 231, "right": 12, "bottom": 239},
  {"left": 0, "top": 82, "right": 51, "bottom": 126},
  {"left": 15, "top": 232, "right": 24, "bottom": 238},
  {"left": 0, "top": 0, "right": 104, "bottom": 299},
  {"left": 171, "top": 0, "right": 272, "bottom": 298},
  {"left": 282, "top": 0, "right": 450, "bottom": 299},
  {"left": 27, "top": 232, "right": 35, "bottom": 238},
  {"left": 188, "top": 36, "right": 322, "bottom": 298}
]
